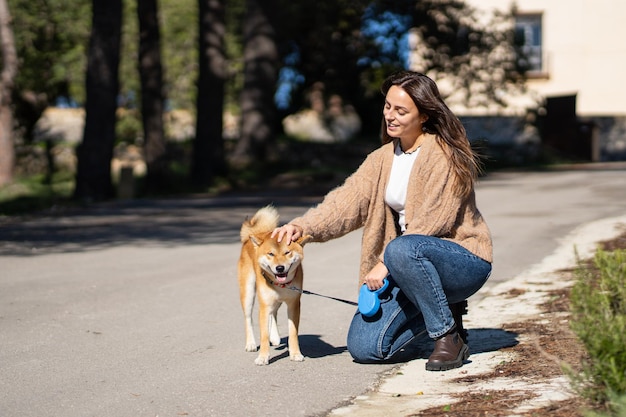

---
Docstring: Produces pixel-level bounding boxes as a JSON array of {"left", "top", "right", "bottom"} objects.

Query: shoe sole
[{"left": 425, "top": 343, "right": 470, "bottom": 372}]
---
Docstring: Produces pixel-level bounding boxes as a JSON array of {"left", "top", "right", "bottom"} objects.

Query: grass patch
[
  {"left": 0, "top": 171, "right": 75, "bottom": 216},
  {"left": 570, "top": 247, "right": 626, "bottom": 415}
]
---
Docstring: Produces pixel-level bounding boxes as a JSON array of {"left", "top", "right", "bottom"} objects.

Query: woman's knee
[
  {"left": 384, "top": 235, "right": 413, "bottom": 267},
  {"left": 347, "top": 316, "right": 384, "bottom": 363},
  {"left": 347, "top": 337, "right": 381, "bottom": 364},
  {"left": 384, "top": 235, "right": 433, "bottom": 278}
]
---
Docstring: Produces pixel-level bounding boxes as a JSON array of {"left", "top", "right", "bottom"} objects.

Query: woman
[{"left": 272, "top": 71, "right": 493, "bottom": 371}]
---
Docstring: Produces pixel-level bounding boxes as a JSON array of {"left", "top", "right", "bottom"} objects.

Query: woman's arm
[{"left": 286, "top": 148, "right": 386, "bottom": 243}]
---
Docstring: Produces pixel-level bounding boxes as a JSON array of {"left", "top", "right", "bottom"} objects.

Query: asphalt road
[{"left": 1, "top": 165, "right": 626, "bottom": 417}]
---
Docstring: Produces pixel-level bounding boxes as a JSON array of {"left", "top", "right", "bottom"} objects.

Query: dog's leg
[
  {"left": 255, "top": 303, "right": 274, "bottom": 365},
  {"left": 286, "top": 298, "right": 304, "bottom": 362},
  {"left": 269, "top": 307, "right": 280, "bottom": 346},
  {"left": 239, "top": 270, "right": 257, "bottom": 352}
]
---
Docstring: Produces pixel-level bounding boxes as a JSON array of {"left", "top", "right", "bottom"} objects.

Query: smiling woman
[
  {"left": 272, "top": 70, "right": 493, "bottom": 372},
  {"left": 383, "top": 85, "right": 429, "bottom": 154}
]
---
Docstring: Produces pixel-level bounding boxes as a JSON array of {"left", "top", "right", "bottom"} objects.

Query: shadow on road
[
  {"left": 300, "top": 334, "right": 349, "bottom": 358},
  {"left": 0, "top": 194, "right": 321, "bottom": 256},
  {"left": 264, "top": 334, "right": 348, "bottom": 364}
]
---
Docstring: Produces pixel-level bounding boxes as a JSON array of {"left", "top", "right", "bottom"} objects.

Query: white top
[{"left": 385, "top": 143, "right": 420, "bottom": 232}]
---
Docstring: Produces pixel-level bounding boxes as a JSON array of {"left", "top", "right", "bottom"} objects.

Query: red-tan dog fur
[{"left": 238, "top": 206, "right": 312, "bottom": 365}]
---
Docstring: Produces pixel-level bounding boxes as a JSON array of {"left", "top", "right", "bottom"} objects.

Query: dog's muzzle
[{"left": 274, "top": 265, "right": 289, "bottom": 283}]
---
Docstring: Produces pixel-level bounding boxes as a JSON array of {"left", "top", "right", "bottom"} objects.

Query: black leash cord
[{"left": 287, "top": 286, "right": 358, "bottom": 306}]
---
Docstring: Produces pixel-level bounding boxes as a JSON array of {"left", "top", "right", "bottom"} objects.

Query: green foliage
[
  {"left": 119, "top": 0, "right": 199, "bottom": 111},
  {"left": 119, "top": 0, "right": 139, "bottom": 107},
  {"left": 159, "top": 0, "right": 198, "bottom": 110},
  {"left": 8, "top": 0, "right": 200, "bottom": 113},
  {"left": 116, "top": 110, "right": 142, "bottom": 144},
  {"left": 9, "top": 0, "right": 91, "bottom": 103},
  {"left": 8, "top": 0, "right": 523, "bottom": 120},
  {"left": 584, "top": 393, "right": 626, "bottom": 417},
  {"left": 570, "top": 248, "right": 626, "bottom": 409},
  {"left": 224, "top": 0, "right": 245, "bottom": 113},
  {"left": 267, "top": 0, "right": 524, "bottom": 133},
  {"left": 0, "top": 171, "right": 74, "bottom": 216}
]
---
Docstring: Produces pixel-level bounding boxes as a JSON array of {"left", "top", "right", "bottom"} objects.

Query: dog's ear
[
  {"left": 249, "top": 234, "right": 264, "bottom": 247},
  {"left": 295, "top": 234, "right": 313, "bottom": 247}
]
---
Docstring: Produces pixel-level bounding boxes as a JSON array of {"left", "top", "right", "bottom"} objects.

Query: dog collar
[{"left": 262, "top": 270, "right": 293, "bottom": 288}]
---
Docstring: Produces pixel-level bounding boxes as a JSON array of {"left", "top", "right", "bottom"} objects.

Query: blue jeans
[{"left": 347, "top": 234, "right": 491, "bottom": 363}]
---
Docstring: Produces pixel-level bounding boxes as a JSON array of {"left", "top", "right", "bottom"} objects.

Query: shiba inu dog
[{"left": 238, "top": 206, "right": 312, "bottom": 365}]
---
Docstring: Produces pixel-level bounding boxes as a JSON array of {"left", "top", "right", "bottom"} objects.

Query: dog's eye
[
  {"left": 267, "top": 252, "right": 275, "bottom": 257},
  {"left": 284, "top": 250, "right": 291, "bottom": 255}
]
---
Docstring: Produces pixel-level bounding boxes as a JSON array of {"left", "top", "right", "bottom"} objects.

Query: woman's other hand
[{"left": 362, "top": 261, "right": 389, "bottom": 291}]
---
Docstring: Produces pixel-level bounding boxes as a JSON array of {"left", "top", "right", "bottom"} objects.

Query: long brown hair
[{"left": 380, "top": 71, "right": 481, "bottom": 197}]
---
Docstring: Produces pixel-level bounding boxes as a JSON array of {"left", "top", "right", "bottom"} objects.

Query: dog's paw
[
  {"left": 290, "top": 353, "right": 305, "bottom": 362},
  {"left": 254, "top": 355, "right": 269, "bottom": 366},
  {"left": 245, "top": 343, "right": 258, "bottom": 352}
]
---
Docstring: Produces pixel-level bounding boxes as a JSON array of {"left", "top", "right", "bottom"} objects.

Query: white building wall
[{"left": 465, "top": 0, "right": 626, "bottom": 116}]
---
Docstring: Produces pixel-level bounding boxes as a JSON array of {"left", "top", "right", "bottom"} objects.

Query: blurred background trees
[
  {"left": 0, "top": 0, "right": 17, "bottom": 187},
  {"left": 191, "top": 0, "right": 227, "bottom": 187},
  {"left": 74, "top": 0, "right": 122, "bottom": 201},
  {"left": 137, "top": 0, "right": 167, "bottom": 191},
  {"left": 0, "top": 0, "right": 525, "bottom": 201}
]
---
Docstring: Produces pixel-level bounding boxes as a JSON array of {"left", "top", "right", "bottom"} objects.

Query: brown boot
[
  {"left": 425, "top": 328, "right": 469, "bottom": 371},
  {"left": 449, "top": 300, "right": 469, "bottom": 344}
]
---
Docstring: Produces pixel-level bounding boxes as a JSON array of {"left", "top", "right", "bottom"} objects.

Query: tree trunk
[
  {"left": 137, "top": 0, "right": 167, "bottom": 191},
  {"left": 230, "top": 0, "right": 279, "bottom": 168},
  {"left": 74, "top": 0, "right": 122, "bottom": 201},
  {"left": 0, "top": 0, "right": 17, "bottom": 187},
  {"left": 191, "top": 0, "right": 227, "bottom": 187}
]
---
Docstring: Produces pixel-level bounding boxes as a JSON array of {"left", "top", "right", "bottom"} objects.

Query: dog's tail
[{"left": 240, "top": 205, "right": 280, "bottom": 243}]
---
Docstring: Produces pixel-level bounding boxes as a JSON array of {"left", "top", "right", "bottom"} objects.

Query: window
[{"left": 515, "top": 14, "right": 543, "bottom": 74}]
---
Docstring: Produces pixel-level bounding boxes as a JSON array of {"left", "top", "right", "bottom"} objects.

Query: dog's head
[{"left": 250, "top": 233, "right": 312, "bottom": 285}]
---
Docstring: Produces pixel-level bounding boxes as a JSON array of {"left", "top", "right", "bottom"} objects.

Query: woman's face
[{"left": 383, "top": 85, "right": 426, "bottom": 140}]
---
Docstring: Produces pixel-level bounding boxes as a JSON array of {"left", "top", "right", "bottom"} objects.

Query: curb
[{"left": 328, "top": 214, "right": 626, "bottom": 416}]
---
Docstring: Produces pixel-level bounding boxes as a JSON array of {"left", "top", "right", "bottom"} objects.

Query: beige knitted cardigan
[{"left": 290, "top": 134, "right": 493, "bottom": 280}]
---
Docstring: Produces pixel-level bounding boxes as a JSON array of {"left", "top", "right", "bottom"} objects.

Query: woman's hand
[
  {"left": 362, "top": 261, "right": 389, "bottom": 291},
  {"left": 271, "top": 224, "right": 304, "bottom": 243}
]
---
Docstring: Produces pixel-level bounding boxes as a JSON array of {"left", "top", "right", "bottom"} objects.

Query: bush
[{"left": 570, "top": 248, "right": 626, "bottom": 410}]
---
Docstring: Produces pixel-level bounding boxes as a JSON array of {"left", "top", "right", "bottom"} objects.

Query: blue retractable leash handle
[{"left": 358, "top": 278, "right": 389, "bottom": 317}]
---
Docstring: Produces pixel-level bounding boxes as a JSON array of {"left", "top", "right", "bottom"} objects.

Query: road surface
[{"left": 1, "top": 166, "right": 626, "bottom": 416}]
